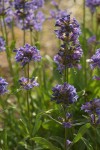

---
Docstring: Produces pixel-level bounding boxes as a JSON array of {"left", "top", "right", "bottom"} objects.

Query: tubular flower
[
  {"left": 89, "top": 49, "right": 100, "bottom": 69},
  {"left": 51, "top": 82, "right": 78, "bottom": 106},
  {"left": 0, "top": 77, "right": 8, "bottom": 95},
  {"left": 14, "top": 43, "right": 41, "bottom": 67},
  {"left": 0, "top": 37, "right": 6, "bottom": 52},
  {"left": 19, "top": 77, "right": 39, "bottom": 90}
]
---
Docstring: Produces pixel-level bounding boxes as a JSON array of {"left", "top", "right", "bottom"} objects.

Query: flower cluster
[
  {"left": 19, "top": 77, "right": 39, "bottom": 90},
  {"left": 0, "top": 77, "right": 8, "bottom": 95},
  {"left": 14, "top": 43, "right": 41, "bottom": 67},
  {"left": 86, "top": 0, "right": 100, "bottom": 13},
  {"left": 51, "top": 82, "right": 78, "bottom": 106},
  {"left": 0, "top": 37, "right": 6, "bottom": 52},
  {"left": 62, "top": 113, "right": 72, "bottom": 128},
  {"left": 81, "top": 98, "right": 100, "bottom": 125},
  {"left": 14, "top": 0, "right": 45, "bottom": 31},
  {"left": 54, "top": 44, "right": 83, "bottom": 72},
  {"left": 54, "top": 15, "right": 83, "bottom": 72}
]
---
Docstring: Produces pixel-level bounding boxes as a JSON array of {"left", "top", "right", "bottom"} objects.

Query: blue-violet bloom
[
  {"left": 0, "top": 77, "right": 8, "bottom": 95},
  {"left": 14, "top": 43, "right": 41, "bottom": 67}
]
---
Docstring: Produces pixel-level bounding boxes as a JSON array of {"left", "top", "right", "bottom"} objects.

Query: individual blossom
[
  {"left": 51, "top": 82, "right": 78, "bottom": 106},
  {"left": 93, "top": 75, "right": 100, "bottom": 80},
  {"left": 86, "top": 0, "right": 100, "bottom": 13},
  {"left": 19, "top": 77, "right": 39, "bottom": 90},
  {"left": 81, "top": 98, "right": 100, "bottom": 125},
  {"left": 32, "top": 0, "right": 44, "bottom": 8},
  {"left": 62, "top": 113, "right": 72, "bottom": 128},
  {"left": 87, "top": 35, "right": 96, "bottom": 45},
  {"left": 0, "top": 36, "right": 6, "bottom": 52},
  {"left": 0, "top": 77, "right": 8, "bottom": 95},
  {"left": 66, "top": 139, "right": 72, "bottom": 146},
  {"left": 14, "top": 43, "right": 41, "bottom": 67},
  {"left": 89, "top": 48, "right": 100, "bottom": 69}
]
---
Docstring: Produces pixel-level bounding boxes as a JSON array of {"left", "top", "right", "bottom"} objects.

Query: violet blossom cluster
[
  {"left": 86, "top": 0, "right": 100, "bottom": 13},
  {"left": 54, "top": 15, "right": 83, "bottom": 72},
  {"left": 0, "top": 77, "right": 8, "bottom": 95},
  {"left": 51, "top": 82, "right": 78, "bottom": 106},
  {"left": 0, "top": 36, "right": 6, "bottom": 52},
  {"left": 19, "top": 77, "right": 39, "bottom": 90},
  {"left": 14, "top": 43, "right": 41, "bottom": 67},
  {"left": 81, "top": 98, "right": 100, "bottom": 125},
  {"left": 14, "top": 0, "right": 45, "bottom": 31}
]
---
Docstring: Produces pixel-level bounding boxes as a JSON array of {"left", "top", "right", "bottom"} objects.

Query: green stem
[
  {"left": 11, "top": 20, "right": 15, "bottom": 41},
  {"left": 0, "top": 17, "right": 4, "bottom": 37},
  {"left": 83, "top": 0, "right": 87, "bottom": 87},
  {"left": 30, "top": 29, "right": 33, "bottom": 45}
]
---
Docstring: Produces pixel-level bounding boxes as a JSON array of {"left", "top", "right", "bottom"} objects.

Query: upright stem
[
  {"left": 95, "top": 9, "right": 98, "bottom": 40},
  {"left": 30, "top": 29, "right": 33, "bottom": 45},
  {"left": 27, "top": 63, "right": 30, "bottom": 122},
  {"left": 64, "top": 43, "right": 69, "bottom": 150},
  {"left": 83, "top": 0, "right": 87, "bottom": 87}
]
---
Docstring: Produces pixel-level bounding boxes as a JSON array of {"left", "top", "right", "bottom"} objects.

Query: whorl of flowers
[
  {"left": 0, "top": 77, "right": 8, "bottom": 95},
  {"left": 54, "top": 44, "right": 83, "bottom": 72},
  {"left": 19, "top": 77, "right": 39, "bottom": 90},
  {"left": 14, "top": 43, "right": 41, "bottom": 67},
  {"left": 0, "top": 37, "right": 6, "bottom": 52},
  {"left": 89, "top": 49, "right": 100, "bottom": 69},
  {"left": 86, "top": 0, "right": 100, "bottom": 13},
  {"left": 81, "top": 98, "right": 100, "bottom": 125},
  {"left": 51, "top": 82, "right": 78, "bottom": 106},
  {"left": 55, "top": 15, "right": 81, "bottom": 42}
]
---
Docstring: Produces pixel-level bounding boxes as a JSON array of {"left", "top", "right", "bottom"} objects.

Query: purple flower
[
  {"left": 86, "top": 0, "right": 100, "bottom": 13},
  {"left": 0, "top": 77, "right": 8, "bottom": 95},
  {"left": 14, "top": 43, "right": 41, "bottom": 67},
  {"left": 87, "top": 35, "right": 96, "bottom": 44},
  {"left": 55, "top": 16, "right": 81, "bottom": 42},
  {"left": 62, "top": 113, "right": 72, "bottom": 128},
  {"left": 19, "top": 77, "right": 39, "bottom": 90},
  {"left": 62, "top": 122, "right": 72, "bottom": 128},
  {"left": 81, "top": 98, "right": 100, "bottom": 125},
  {"left": 81, "top": 98, "right": 100, "bottom": 114},
  {"left": 32, "top": 0, "right": 44, "bottom": 8},
  {"left": 89, "top": 49, "right": 100, "bottom": 69},
  {"left": 66, "top": 139, "right": 72, "bottom": 146},
  {"left": 93, "top": 75, "right": 100, "bottom": 80},
  {"left": 0, "top": 37, "right": 6, "bottom": 52},
  {"left": 51, "top": 82, "right": 78, "bottom": 106},
  {"left": 54, "top": 44, "right": 83, "bottom": 72}
]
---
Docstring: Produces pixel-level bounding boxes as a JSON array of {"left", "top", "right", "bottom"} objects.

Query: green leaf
[
  {"left": 32, "top": 137, "right": 61, "bottom": 150},
  {"left": 49, "top": 136, "right": 64, "bottom": 149},
  {"left": 73, "top": 123, "right": 91, "bottom": 143},
  {"left": 81, "top": 137, "right": 94, "bottom": 150},
  {"left": 33, "top": 114, "right": 42, "bottom": 136}
]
